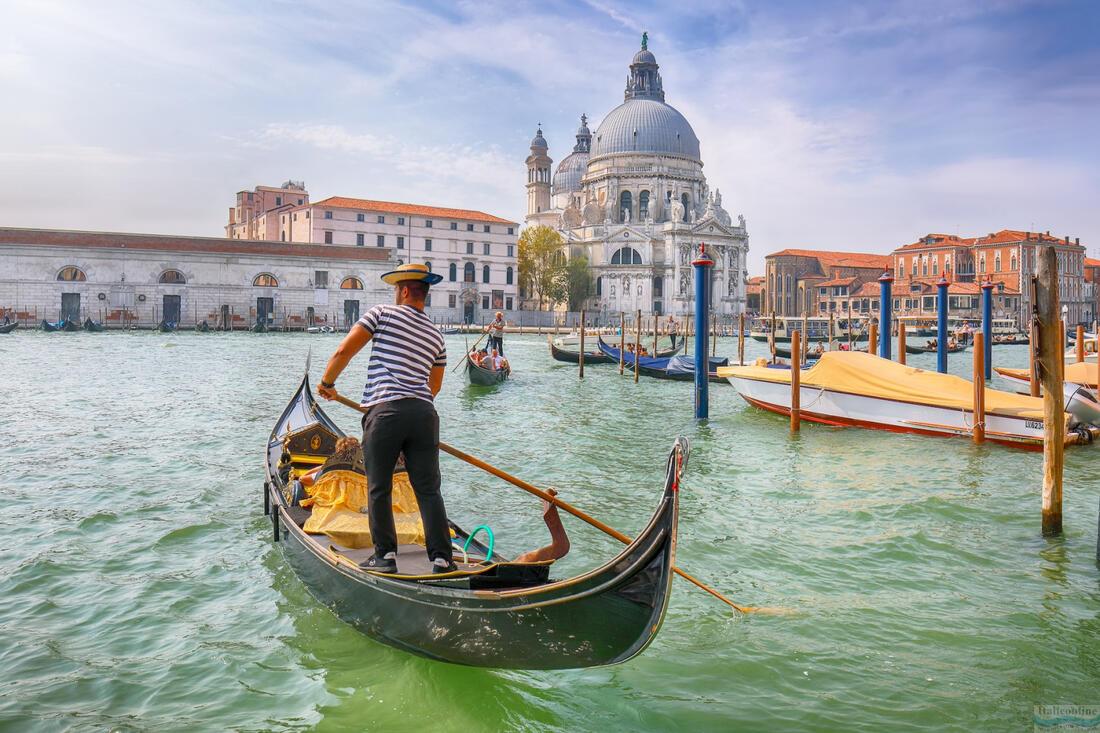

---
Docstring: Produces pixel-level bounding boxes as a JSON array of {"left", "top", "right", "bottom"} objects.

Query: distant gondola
[
  {"left": 83, "top": 318, "right": 105, "bottom": 332},
  {"left": 772, "top": 345, "right": 822, "bottom": 362},
  {"left": 60, "top": 319, "right": 81, "bottom": 332},
  {"left": 904, "top": 342, "right": 967, "bottom": 354},
  {"left": 156, "top": 320, "right": 176, "bottom": 333},
  {"left": 196, "top": 320, "right": 212, "bottom": 333},
  {"left": 251, "top": 320, "right": 269, "bottom": 333},
  {"left": 597, "top": 338, "right": 729, "bottom": 383},
  {"left": 439, "top": 326, "right": 460, "bottom": 335},
  {"left": 41, "top": 320, "right": 58, "bottom": 332},
  {"left": 264, "top": 369, "right": 685, "bottom": 668},
  {"left": 548, "top": 334, "right": 682, "bottom": 364},
  {"left": 0, "top": 322, "right": 17, "bottom": 334},
  {"left": 466, "top": 351, "right": 509, "bottom": 385}
]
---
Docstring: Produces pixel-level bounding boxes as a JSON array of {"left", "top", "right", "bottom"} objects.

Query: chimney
[
  {"left": 1025, "top": 232, "right": 1031, "bottom": 241},
  {"left": 1046, "top": 230, "right": 1051, "bottom": 236},
  {"left": 1075, "top": 237, "right": 1080, "bottom": 246},
  {"left": 1065, "top": 236, "right": 1070, "bottom": 245}
]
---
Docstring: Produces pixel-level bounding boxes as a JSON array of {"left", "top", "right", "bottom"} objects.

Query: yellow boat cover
[
  {"left": 996, "top": 361, "right": 1097, "bottom": 387},
  {"left": 716, "top": 351, "right": 1045, "bottom": 419},
  {"left": 302, "top": 470, "right": 425, "bottom": 548}
]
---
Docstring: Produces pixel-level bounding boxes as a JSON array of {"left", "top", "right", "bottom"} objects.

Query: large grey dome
[
  {"left": 591, "top": 99, "right": 701, "bottom": 160},
  {"left": 553, "top": 151, "right": 589, "bottom": 193}
]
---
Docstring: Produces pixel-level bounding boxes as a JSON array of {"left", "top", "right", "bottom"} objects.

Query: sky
[{"left": 1, "top": 0, "right": 1097, "bottom": 275}]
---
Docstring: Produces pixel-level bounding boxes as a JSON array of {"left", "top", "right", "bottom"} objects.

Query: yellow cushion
[{"left": 302, "top": 470, "right": 425, "bottom": 548}]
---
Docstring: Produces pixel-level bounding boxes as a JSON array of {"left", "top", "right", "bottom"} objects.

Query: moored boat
[
  {"left": 904, "top": 342, "right": 967, "bottom": 354},
  {"left": 60, "top": 319, "right": 81, "bottom": 332},
  {"left": 264, "top": 370, "right": 685, "bottom": 668},
  {"left": 82, "top": 318, "right": 105, "bottom": 332},
  {"left": 994, "top": 361, "right": 1098, "bottom": 392},
  {"left": 466, "top": 351, "right": 509, "bottom": 385},
  {"left": 156, "top": 320, "right": 176, "bottom": 333},
  {"left": 196, "top": 320, "right": 212, "bottom": 332},
  {"left": 40, "top": 320, "right": 58, "bottom": 332},
  {"left": 549, "top": 334, "right": 682, "bottom": 364},
  {"left": 0, "top": 322, "right": 17, "bottom": 334},
  {"left": 597, "top": 338, "right": 729, "bottom": 383},
  {"left": 718, "top": 351, "right": 1099, "bottom": 449}
]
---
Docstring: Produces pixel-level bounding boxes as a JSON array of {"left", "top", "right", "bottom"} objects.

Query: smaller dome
[
  {"left": 530, "top": 126, "right": 547, "bottom": 149},
  {"left": 553, "top": 151, "right": 589, "bottom": 194},
  {"left": 632, "top": 49, "right": 656, "bottom": 65}
]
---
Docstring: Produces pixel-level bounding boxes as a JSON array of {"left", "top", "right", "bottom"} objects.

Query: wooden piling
[
  {"left": 1036, "top": 247, "right": 1063, "bottom": 536},
  {"left": 1076, "top": 324, "right": 1085, "bottom": 362},
  {"left": 579, "top": 309, "right": 586, "bottom": 379},
  {"left": 869, "top": 322, "right": 878, "bottom": 356},
  {"left": 1029, "top": 318, "right": 1040, "bottom": 397},
  {"left": 898, "top": 324, "right": 907, "bottom": 365},
  {"left": 801, "top": 311, "right": 808, "bottom": 366},
  {"left": 654, "top": 314, "right": 659, "bottom": 356},
  {"left": 635, "top": 308, "right": 641, "bottom": 383},
  {"left": 619, "top": 312, "right": 625, "bottom": 375},
  {"left": 973, "top": 332, "right": 985, "bottom": 444},
  {"left": 769, "top": 310, "right": 777, "bottom": 364},
  {"left": 791, "top": 330, "right": 801, "bottom": 431},
  {"left": 712, "top": 314, "right": 717, "bottom": 357},
  {"left": 829, "top": 312, "right": 835, "bottom": 352},
  {"left": 738, "top": 313, "right": 745, "bottom": 366}
]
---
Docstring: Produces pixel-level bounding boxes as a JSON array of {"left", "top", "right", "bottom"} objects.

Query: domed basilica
[{"left": 525, "top": 35, "right": 749, "bottom": 317}]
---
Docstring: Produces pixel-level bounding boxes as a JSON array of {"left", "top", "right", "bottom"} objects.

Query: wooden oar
[
  {"left": 327, "top": 390, "right": 787, "bottom": 615},
  {"left": 452, "top": 330, "right": 489, "bottom": 373}
]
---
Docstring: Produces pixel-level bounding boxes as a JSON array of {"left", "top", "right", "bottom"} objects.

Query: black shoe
[
  {"left": 432, "top": 559, "right": 458, "bottom": 574},
  {"left": 360, "top": 554, "right": 397, "bottom": 574}
]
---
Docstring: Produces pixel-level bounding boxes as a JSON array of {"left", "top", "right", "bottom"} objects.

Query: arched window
[
  {"left": 994, "top": 255, "right": 1001, "bottom": 272},
  {"left": 482, "top": 265, "right": 491, "bottom": 283},
  {"left": 1010, "top": 255, "right": 1017, "bottom": 271},
  {"left": 680, "top": 193, "right": 690, "bottom": 222},
  {"left": 57, "top": 266, "right": 86, "bottom": 282},
  {"left": 979, "top": 257, "right": 986, "bottom": 274},
  {"left": 653, "top": 276, "right": 662, "bottom": 297},
  {"left": 253, "top": 273, "right": 278, "bottom": 287},
  {"left": 449, "top": 263, "right": 457, "bottom": 281},
  {"left": 596, "top": 276, "right": 602, "bottom": 296},
  {"left": 619, "top": 191, "right": 632, "bottom": 222},
  {"left": 159, "top": 269, "right": 186, "bottom": 284},
  {"left": 639, "top": 191, "right": 650, "bottom": 220},
  {"left": 506, "top": 266, "right": 513, "bottom": 285},
  {"left": 340, "top": 277, "right": 363, "bottom": 289},
  {"left": 464, "top": 263, "right": 475, "bottom": 283},
  {"left": 610, "top": 247, "right": 642, "bottom": 265}
]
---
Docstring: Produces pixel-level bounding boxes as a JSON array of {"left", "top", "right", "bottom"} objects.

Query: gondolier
[
  {"left": 666, "top": 316, "right": 679, "bottom": 347},
  {"left": 316, "top": 262, "right": 456, "bottom": 574},
  {"left": 485, "top": 311, "right": 506, "bottom": 355}
]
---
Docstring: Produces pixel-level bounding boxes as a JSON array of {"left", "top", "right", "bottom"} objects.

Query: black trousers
[
  {"left": 488, "top": 335, "right": 504, "bottom": 355},
  {"left": 361, "top": 398, "right": 451, "bottom": 562}
]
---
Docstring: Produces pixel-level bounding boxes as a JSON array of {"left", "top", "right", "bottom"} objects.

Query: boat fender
[
  {"left": 263, "top": 481, "right": 270, "bottom": 516},
  {"left": 272, "top": 506, "right": 280, "bottom": 543}
]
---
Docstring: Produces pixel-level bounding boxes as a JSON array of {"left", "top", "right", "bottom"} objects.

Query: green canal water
[{"left": 1, "top": 331, "right": 1098, "bottom": 731}]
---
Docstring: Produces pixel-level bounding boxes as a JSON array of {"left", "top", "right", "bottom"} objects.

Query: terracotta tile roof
[
  {"left": 312, "top": 196, "right": 517, "bottom": 225},
  {"left": 973, "top": 229, "right": 1075, "bottom": 246},
  {"left": 1084, "top": 258, "right": 1100, "bottom": 283},
  {"left": 894, "top": 234, "right": 975, "bottom": 252},
  {"left": 767, "top": 249, "right": 891, "bottom": 270},
  {"left": 0, "top": 227, "right": 393, "bottom": 261},
  {"left": 851, "top": 282, "right": 879, "bottom": 296},
  {"left": 817, "top": 276, "right": 858, "bottom": 288}
]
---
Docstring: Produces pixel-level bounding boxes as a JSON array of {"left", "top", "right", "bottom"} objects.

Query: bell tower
[{"left": 525, "top": 125, "right": 552, "bottom": 217}]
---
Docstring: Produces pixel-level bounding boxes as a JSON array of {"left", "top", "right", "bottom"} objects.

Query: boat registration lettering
[{"left": 1025, "top": 420, "right": 1043, "bottom": 430}]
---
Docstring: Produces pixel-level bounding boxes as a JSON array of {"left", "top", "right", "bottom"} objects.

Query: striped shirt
[{"left": 356, "top": 304, "right": 447, "bottom": 409}]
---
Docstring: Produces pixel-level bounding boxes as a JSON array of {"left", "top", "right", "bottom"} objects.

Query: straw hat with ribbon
[{"left": 380, "top": 263, "right": 443, "bottom": 286}]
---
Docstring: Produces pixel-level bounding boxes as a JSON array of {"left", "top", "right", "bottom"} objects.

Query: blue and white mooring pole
[
  {"left": 693, "top": 244, "right": 714, "bottom": 420},
  {"left": 981, "top": 279, "right": 994, "bottom": 380},
  {"left": 936, "top": 276, "right": 949, "bottom": 374},
  {"left": 878, "top": 269, "right": 893, "bottom": 361}
]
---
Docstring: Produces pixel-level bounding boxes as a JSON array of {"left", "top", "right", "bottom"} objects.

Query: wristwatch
[{"left": 320, "top": 380, "right": 335, "bottom": 388}]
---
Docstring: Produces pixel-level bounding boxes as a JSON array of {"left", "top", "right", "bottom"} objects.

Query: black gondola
[
  {"left": 465, "top": 352, "right": 509, "bottom": 385},
  {"left": 60, "top": 319, "right": 81, "bottom": 332},
  {"left": 904, "top": 342, "right": 967, "bottom": 354},
  {"left": 196, "top": 320, "right": 212, "bottom": 332},
  {"left": 548, "top": 334, "right": 682, "bottom": 365},
  {"left": 597, "top": 338, "right": 729, "bottom": 383},
  {"left": 0, "top": 322, "right": 17, "bottom": 334},
  {"left": 82, "top": 318, "right": 105, "bottom": 332},
  {"left": 251, "top": 319, "right": 268, "bottom": 333},
  {"left": 264, "top": 370, "right": 685, "bottom": 668},
  {"left": 41, "top": 320, "right": 58, "bottom": 332},
  {"left": 156, "top": 320, "right": 176, "bottom": 333}
]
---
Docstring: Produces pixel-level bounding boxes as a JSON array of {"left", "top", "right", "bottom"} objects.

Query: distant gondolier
[
  {"left": 317, "top": 263, "right": 456, "bottom": 575},
  {"left": 666, "top": 316, "right": 678, "bottom": 347},
  {"left": 486, "top": 311, "right": 505, "bottom": 355}
]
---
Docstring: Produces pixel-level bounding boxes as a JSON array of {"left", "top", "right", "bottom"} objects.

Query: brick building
[{"left": 761, "top": 249, "right": 891, "bottom": 317}]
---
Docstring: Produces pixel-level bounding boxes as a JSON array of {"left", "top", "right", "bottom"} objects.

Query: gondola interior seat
[{"left": 301, "top": 469, "right": 427, "bottom": 549}]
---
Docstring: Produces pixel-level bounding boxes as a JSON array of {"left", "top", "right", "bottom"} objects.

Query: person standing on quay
[
  {"left": 316, "top": 263, "right": 456, "bottom": 574},
  {"left": 485, "top": 311, "right": 506, "bottom": 355}
]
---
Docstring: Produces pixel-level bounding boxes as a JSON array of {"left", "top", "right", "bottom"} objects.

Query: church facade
[{"left": 525, "top": 36, "right": 749, "bottom": 319}]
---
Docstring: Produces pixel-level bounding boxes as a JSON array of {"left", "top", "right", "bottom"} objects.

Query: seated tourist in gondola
[
  {"left": 479, "top": 349, "right": 496, "bottom": 370},
  {"left": 491, "top": 349, "right": 508, "bottom": 371}
]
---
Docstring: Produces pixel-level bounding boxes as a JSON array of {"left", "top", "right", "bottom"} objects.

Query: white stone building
[
  {"left": 525, "top": 36, "right": 750, "bottom": 319},
  {"left": 277, "top": 196, "right": 520, "bottom": 323},
  {"left": 0, "top": 227, "right": 393, "bottom": 329}
]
